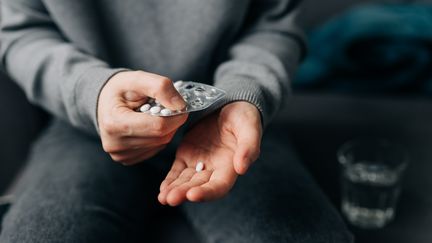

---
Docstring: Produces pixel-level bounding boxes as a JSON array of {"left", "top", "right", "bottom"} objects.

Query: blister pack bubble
[{"left": 138, "top": 81, "right": 226, "bottom": 117}]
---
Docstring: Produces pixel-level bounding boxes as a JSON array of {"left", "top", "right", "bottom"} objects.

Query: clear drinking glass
[{"left": 337, "top": 139, "right": 408, "bottom": 229}]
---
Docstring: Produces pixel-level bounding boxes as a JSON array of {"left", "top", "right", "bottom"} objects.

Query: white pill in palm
[
  {"left": 139, "top": 104, "right": 151, "bottom": 112},
  {"left": 195, "top": 161, "right": 204, "bottom": 172},
  {"left": 150, "top": 106, "right": 161, "bottom": 114},
  {"left": 160, "top": 108, "right": 172, "bottom": 116}
]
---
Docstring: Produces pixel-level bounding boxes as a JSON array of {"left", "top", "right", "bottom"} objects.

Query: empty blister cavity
[
  {"left": 184, "top": 84, "right": 195, "bottom": 90},
  {"left": 190, "top": 98, "right": 205, "bottom": 108},
  {"left": 193, "top": 87, "right": 206, "bottom": 95}
]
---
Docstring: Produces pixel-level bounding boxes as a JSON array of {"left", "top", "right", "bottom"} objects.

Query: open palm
[{"left": 158, "top": 102, "right": 262, "bottom": 206}]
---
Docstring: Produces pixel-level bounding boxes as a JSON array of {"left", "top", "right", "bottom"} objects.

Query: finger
[
  {"left": 186, "top": 166, "right": 237, "bottom": 202},
  {"left": 165, "top": 168, "right": 197, "bottom": 190},
  {"left": 121, "top": 145, "right": 166, "bottom": 165},
  {"left": 110, "top": 147, "right": 149, "bottom": 162},
  {"left": 103, "top": 130, "right": 176, "bottom": 153},
  {"left": 123, "top": 71, "right": 186, "bottom": 110},
  {"left": 158, "top": 168, "right": 195, "bottom": 205},
  {"left": 107, "top": 109, "right": 188, "bottom": 137},
  {"left": 233, "top": 123, "right": 262, "bottom": 175},
  {"left": 122, "top": 90, "right": 149, "bottom": 109},
  {"left": 126, "top": 129, "right": 176, "bottom": 146},
  {"left": 110, "top": 143, "right": 166, "bottom": 162},
  {"left": 186, "top": 180, "right": 232, "bottom": 202},
  {"left": 128, "top": 111, "right": 188, "bottom": 137},
  {"left": 166, "top": 170, "right": 212, "bottom": 206},
  {"left": 159, "top": 160, "right": 187, "bottom": 191}
]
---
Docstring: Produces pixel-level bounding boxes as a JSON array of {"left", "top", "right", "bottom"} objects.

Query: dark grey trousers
[{"left": 0, "top": 120, "right": 353, "bottom": 243}]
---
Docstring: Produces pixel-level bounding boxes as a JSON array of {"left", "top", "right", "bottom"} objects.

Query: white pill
[
  {"left": 160, "top": 108, "right": 172, "bottom": 116},
  {"left": 139, "top": 104, "right": 151, "bottom": 112},
  {"left": 174, "top": 80, "right": 184, "bottom": 89},
  {"left": 195, "top": 161, "right": 204, "bottom": 172},
  {"left": 150, "top": 106, "right": 161, "bottom": 114}
]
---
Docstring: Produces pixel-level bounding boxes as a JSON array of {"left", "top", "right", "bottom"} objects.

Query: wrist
[
  {"left": 214, "top": 77, "right": 270, "bottom": 127},
  {"left": 220, "top": 101, "right": 262, "bottom": 130},
  {"left": 75, "top": 66, "right": 128, "bottom": 136},
  {"left": 96, "top": 69, "right": 131, "bottom": 132}
]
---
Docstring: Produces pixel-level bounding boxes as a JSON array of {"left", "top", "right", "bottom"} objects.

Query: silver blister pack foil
[{"left": 138, "top": 81, "right": 226, "bottom": 116}]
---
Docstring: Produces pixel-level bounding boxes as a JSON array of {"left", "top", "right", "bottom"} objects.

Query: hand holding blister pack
[{"left": 138, "top": 81, "right": 226, "bottom": 116}]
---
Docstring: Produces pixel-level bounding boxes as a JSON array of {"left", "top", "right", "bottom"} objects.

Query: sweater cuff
[
  {"left": 74, "top": 66, "right": 128, "bottom": 136},
  {"left": 214, "top": 76, "right": 270, "bottom": 127}
]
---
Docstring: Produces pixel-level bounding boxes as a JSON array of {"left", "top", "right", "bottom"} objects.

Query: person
[{"left": 0, "top": 0, "right": 353, "bottom": 242}]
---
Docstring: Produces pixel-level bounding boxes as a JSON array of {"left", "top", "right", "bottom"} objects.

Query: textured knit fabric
[
  {"left": 0, "top": 120, "right": 353, "bottom": 243},
  {"left": 0, "top": 0, "right": 305, "bottom": 135}
]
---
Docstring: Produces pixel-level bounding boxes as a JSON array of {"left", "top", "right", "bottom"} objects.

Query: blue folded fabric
[{"left": 294, "top": 4, "right": 432, "bottom": 94}]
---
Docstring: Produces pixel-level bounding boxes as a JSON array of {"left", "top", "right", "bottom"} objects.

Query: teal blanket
[{"left": 294, "top": 4, "right": 432, "bottom": 93}]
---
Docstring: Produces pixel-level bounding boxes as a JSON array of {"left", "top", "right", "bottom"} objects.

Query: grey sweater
[{"left": 1, "top": 0, "right": 304, "bottom": 135}]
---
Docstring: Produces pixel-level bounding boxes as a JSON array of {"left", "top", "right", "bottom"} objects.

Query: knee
[
  {"left": 0, "top": 196, "right": 127, "bottom": 243},
  {"left": 330, "top": 230, "right": 355, "bottom": 243},
  {"left": 227, "top": 224, "right": 354, "bottom": 243}
]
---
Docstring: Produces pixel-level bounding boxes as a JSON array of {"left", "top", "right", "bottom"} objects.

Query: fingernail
[{"left": 171, "top": 96, "right": 186, "bottom": 110}]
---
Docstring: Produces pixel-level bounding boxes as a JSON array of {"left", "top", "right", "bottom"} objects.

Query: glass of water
[{"left": 337, "top": 139, "right": 408, "bottom": 229}]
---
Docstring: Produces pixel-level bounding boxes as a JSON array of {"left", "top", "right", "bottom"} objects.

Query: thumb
[
  {"left": 123, "top": 71, "right": 186, "bottom": 111},
  {"left": 233, "top": 123, "right": 261, "bottom": 175}
]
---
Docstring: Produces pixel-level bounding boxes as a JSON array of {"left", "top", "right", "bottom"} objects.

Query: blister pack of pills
[{"left": 138, "top": 81, "right": 226, "bottom": 116}]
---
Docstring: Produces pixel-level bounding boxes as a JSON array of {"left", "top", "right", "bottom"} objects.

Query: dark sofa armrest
[{"left": 0, "top": 71, "right": 49, "bottom": 194}]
